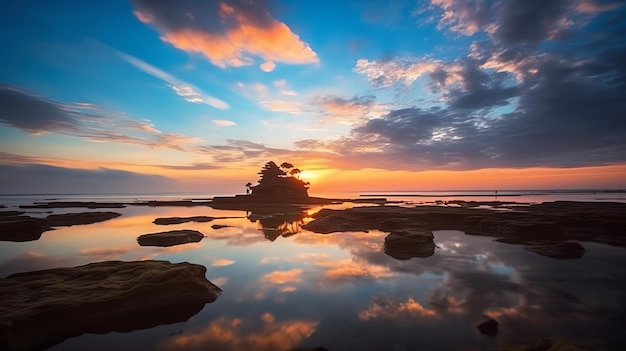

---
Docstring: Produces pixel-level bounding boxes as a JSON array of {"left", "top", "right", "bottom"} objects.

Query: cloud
[
  {"left": 424, "top": 0, "right": 624, "bottom": 45},
  {"left": 259, "top": 100, "right": 305, "bottom": 114},
  {"left": 354, "top": 58, "right": 443, "bottom": 88},
  {"left": 260, "top": 61, "right": 276, "bottom": 72},
  {"left": 160, "top": 317, "right": 318, "bottom": 351},
  {"left": 117, "top": 51, "right": 228, "bottom": 109},
  {"left": 262, "top": 269, "right": 303, "bottom": 284},
  {"left": 358, "top": 294, "right": 438, "bottom": 320},
  {"left": 325, "top": 3, "right": 626, "bottom": 170},
  {"left": 0, "top": 84, "right": 79, "bottom": 134},
  {"left": 212, "top": 119, "right": 237, "bottom": 126},
  {"left": 131, "top": 0, "right": 319, "bottom": 68},
  {"left": 0, "top": 163, "right": 174, "bottom": 194},
  {"left": 0, "top": 84, "right": 203, "bottom": 151},
  {"left": 212, "top": 259, "right": 235, "bottom": 267},
  {"left": 314, "top": 94, "right": 389, "bottom": 125},
  {"left": 274, "top": 79, "right": 297, "bottom": 96}
]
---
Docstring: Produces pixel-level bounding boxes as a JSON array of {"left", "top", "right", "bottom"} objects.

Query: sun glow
[{"left": 298, "top": 170, "right": 318, "bottom": 180}]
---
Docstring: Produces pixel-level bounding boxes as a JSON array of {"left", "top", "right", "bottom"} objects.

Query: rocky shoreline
[{"left": 302, "top": 200, "right": 626, "bottom": 259}]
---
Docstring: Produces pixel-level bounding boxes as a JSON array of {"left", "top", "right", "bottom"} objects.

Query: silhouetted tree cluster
[{"left": 246, "top": 161, "right": 309, "bottom": 199}]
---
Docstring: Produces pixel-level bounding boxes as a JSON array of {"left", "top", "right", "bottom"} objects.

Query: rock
[
  {"left": 153, "top": 216, "right": 215, "bottom": 225},
  {"left": 477, "top": 318, "right": 498, "bottom": 337},
  {"left": 0, "top": 217, "right": 49, "bottom": 242},
  {"left": 523, "top": 241, "right": 586, "bottom": 259},
  {"left": 137, "top": 229, "right": 204, "bottom": 247},
  {"left": 0, "top": 260, "right": 221, "bottom": 350},
  {"left": 303, "top": 201, "right": 626, "bottom": 250},
  {"left": 46, "top": 212, "right": 121, "bottom": 227},
  {"left": 492, "top": 336, "right": 602, "bottom": 350},
  {"left": 20, "top": 201, "right": 126, "bottom": 209},
  {"left": 302, "top": 214, "right": 364, "bottom": 234},
  {"left": 133, "top": 200, "right": 211, "bottom": 207},
  {"left": 383, "top": 229, "right": 436, "bottom": 259},
  {"left": 0, "top": 212, "right": 50, "bottom": 242},
  {"left": 211, "top": 224, "right": 231, "bottom": 229}
]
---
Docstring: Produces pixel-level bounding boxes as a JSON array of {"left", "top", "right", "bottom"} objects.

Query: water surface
[{"left": 1, "top": 194, "right": 625, "bottom": 350}]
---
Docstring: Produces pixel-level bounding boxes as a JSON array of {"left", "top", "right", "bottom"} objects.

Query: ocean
[{"left": 1, "top": 190, "right": 625, "bottom": 350}]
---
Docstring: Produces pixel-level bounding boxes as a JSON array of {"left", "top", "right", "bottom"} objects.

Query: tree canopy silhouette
[{"left": 249, "top": 161, "right": 309, "bottom": 199}]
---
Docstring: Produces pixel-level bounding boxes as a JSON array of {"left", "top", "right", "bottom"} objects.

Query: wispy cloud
[
  {"left": 259, "top": 100, "right": 305, "bottom": 114},
  {"left": 212, "top": 119, "right": 237, "bottom": 127},
  {"left": 116, "top": 51, "right": 228, "bottom": 110}
]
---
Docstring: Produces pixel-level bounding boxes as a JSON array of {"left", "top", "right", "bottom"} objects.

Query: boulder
[
  {"left": 46, "top": 212, "right": 121, "bottom": 227},
  {"left": 137, "top": 229, "right": 204, "bottom": 247},
  {"left": 383, "top": 229, "right": 435, "bottom": 259},
  {"left": 0, "top": 260, "right": 221, "bottom": 350}
]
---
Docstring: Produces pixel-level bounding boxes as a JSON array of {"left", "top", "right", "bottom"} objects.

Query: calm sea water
[{"left": 1, "top": 190, "right": 626, "bottom": 350}]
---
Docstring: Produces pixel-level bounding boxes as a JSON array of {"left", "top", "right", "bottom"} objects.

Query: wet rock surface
[
  {"left": 303, "top": 201, "right": 626, "bottom": 259},
  {"left": 47, "top": 212, "right": 121, "bottom": 226},
  {"left": 0, "top": 260, "right": 222, "bottom": 351},
  {"left": 137, "top": 229, "right": 205, "bottom": 247}
]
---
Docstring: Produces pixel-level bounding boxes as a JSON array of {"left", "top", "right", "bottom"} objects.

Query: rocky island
[{"left": 210, "top": 161, "right": 384, "bottom": 210}]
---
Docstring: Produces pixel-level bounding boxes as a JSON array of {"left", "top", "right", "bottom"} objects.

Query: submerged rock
[
  {"left": 153, "top": 216, "right": 216, "bottom": 225},
  {"left": 46, "top": 212, "right": 121, "bottom": 227},
  {"left": 477, "top": 318, "right": 498, "bottom": 337},
  {"left": 137, "top": 229, "right": 204, "bottom": 247},
  {"left": 20, "top": 201, "right": 126, "bottom": 209},
  {"left": 0, "top": 260, "right": 222, "bottom": 350},
  {"left": 383, "top": 229, "right": 436, "bottom": 259},
  {"left": 524, "top": 241, "right": 586, "bottom": 259},
  {"left": 493, "top": 336, "right": 602, "bottom": 350}
]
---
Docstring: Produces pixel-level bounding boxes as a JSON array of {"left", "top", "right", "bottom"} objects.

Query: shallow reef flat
[{"left": 303, "top": 201, "right": 626, "bottom": 259}]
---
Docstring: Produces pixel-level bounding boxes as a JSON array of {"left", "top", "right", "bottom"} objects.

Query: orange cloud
[
  {"left": 262, "top": 268, "right": 303, "bottom": 284},
  {"left": 133, "top": 0, "right": 318, "bottom": 68},
  {"left": 161, "top": 317, "right": 318, "bottom": 351},
  {"left": 358, "top": 295, "right": 438, "bottom": 320}
]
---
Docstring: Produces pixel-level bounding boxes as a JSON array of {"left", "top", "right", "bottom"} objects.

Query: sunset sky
[{"left": 1, "top": 0, "right": 625, "bottom": 194}]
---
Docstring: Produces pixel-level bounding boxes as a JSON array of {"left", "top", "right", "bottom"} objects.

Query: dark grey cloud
[
  {"left": 0, "top": 164, "right": 175, "bottom": 195},
  {"left": 494, "top": 0, "right": 572, "bottom": 45},
  {"left": 130, "top": 0, "right": 274, "bottom": 33},
  {"left": 334, "top": 1, "right": 626, "bottom": 170},
  {"left": 0, "top": 84, "right": 201, "bottom": 151},
  {"left": 0, "top": 84, "right": 79, "bottom": 134}
]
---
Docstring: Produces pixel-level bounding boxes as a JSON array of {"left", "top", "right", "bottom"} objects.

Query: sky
[{"left": 1, "top": 0, "right": 625, "bottom": 194}]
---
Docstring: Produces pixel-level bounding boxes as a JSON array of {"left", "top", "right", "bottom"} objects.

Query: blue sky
[{"left": 1, "top": 0, "right": 625, "bottom": 194}]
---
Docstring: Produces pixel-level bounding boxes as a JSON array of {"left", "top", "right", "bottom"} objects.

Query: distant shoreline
[{"left": 360, "top": 194, "right": 524, "bottom": 197}]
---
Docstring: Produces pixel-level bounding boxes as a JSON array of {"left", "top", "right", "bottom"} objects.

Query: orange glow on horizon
[{"left": 8, "top": 151, "right": 626, "bottom": 193}]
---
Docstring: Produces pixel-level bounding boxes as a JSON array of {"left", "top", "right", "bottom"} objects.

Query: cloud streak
[{"left": 117, "top": 51, "right": 228, "bottom": 109}]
